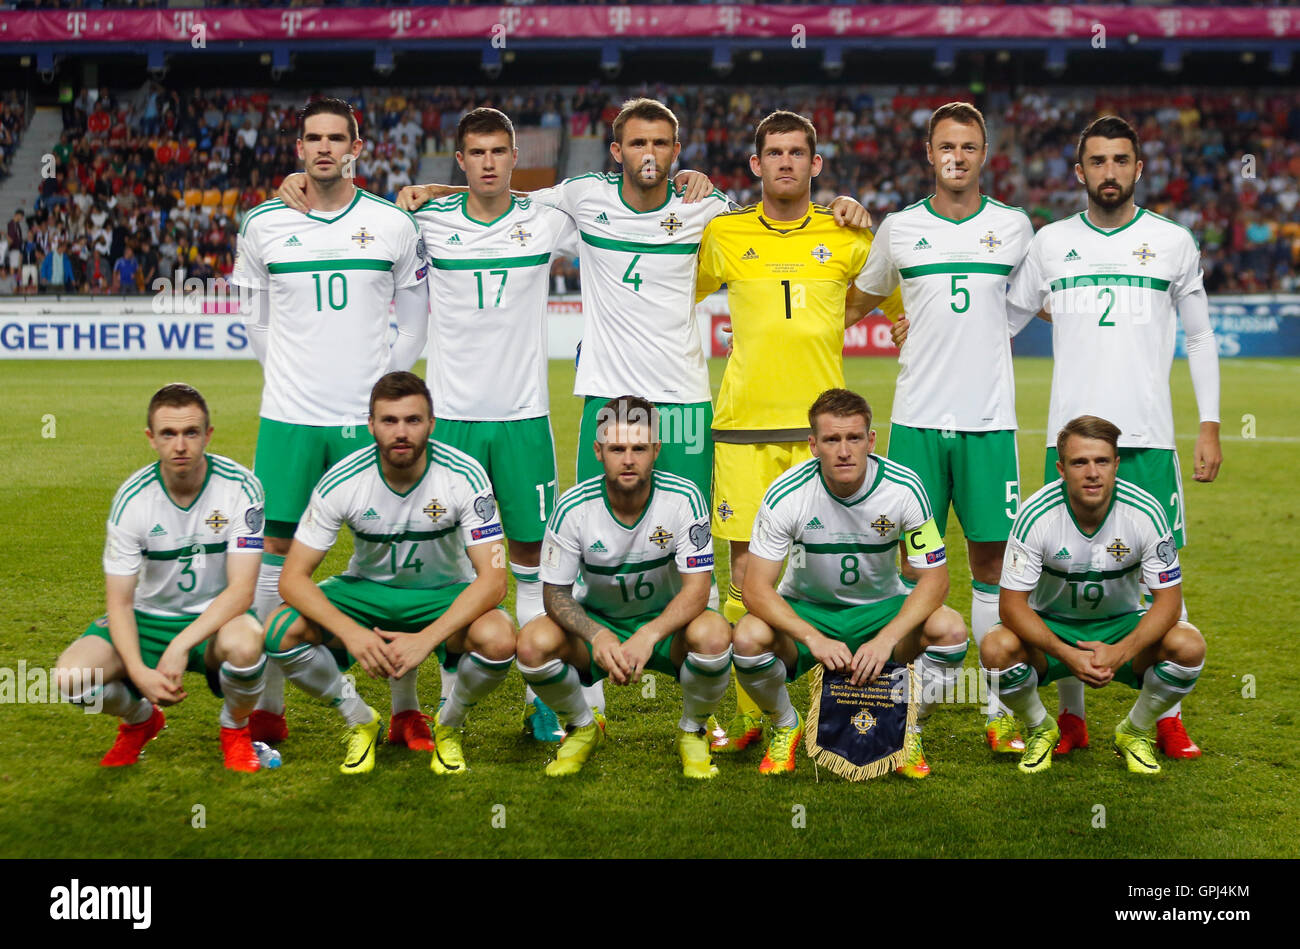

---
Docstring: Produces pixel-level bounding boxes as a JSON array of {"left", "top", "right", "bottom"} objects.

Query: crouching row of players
[{"left": 58, "top": 374, "right": 1205, "bottom": 779}]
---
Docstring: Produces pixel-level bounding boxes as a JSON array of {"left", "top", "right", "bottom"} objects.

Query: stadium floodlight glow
[
  {"left": 823, "top": 44, "right": 844, "bottom": 76},
  {"left": 373, "top": 47, "right": 395, "bottom": 76},
  {"left": 711, "top": 44, "right": 733, "bottom": 76},
  {"left": 933, "top": 44, "right": 956, "bottom": 74},
  {"left": 1271, "top": 49, "right": 1292, "bottom": 74},
  {"left": 600, "top": 45, "right": 622, "bottom": 79},
  {"left": 1045, "top": 45, "right": 1067, "bottom": 75},
  {"left": 1161, "top": 46, "right": 1182, "bottom": 73}
]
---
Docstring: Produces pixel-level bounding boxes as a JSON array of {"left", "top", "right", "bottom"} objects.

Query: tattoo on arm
[{"left": 543, "top": 583, "right": 606, "bottom": 643}]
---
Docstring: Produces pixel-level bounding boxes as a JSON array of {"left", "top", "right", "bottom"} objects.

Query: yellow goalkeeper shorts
[{"left": 712, "top": 440, "right": 812, "bottom": 542}]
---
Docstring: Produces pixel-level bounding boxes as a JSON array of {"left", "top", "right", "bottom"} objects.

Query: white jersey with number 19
[{"left": 231, "top": 190, "right": 425, "bottom": 426}]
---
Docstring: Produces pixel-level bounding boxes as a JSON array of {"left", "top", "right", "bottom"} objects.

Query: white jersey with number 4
[
  {"left": 1002, "top": 477, "right": 1181, "bottom": 618},
  {"left": 532, "top": 173, "right": 732, "bottom": 404},
  {"left": 541, "top": 471, "right": 713, "bottom": 618},
  {"left": 104, "top": 454, "right": 265, "bottom": 618},
  {"left": 855, "top": 196, "right": 1033, "bottom": 431},
  {"left": 416, "top": 194, "right": 578, "bottom": 421},
  {"left": 1007, "top": 208, "right": 1203, "bottom": 449},
  {"left": 749, "top": 455, "right": 946, "bottom": 607},
  {"left": 296, "top": 441, "right": 503, "bottom": 589},
  {"left": 232, "top": 190, "right": 425, "bottom": 426}
]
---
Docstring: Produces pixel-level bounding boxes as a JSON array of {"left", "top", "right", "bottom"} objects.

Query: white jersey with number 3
[
  {"left": 532, "top": 173, "right": 731, "bottom": 404},
  {"left": 1002, "top": 477, "right": 1181, "bottom": 618},
  {"left": 416, "top": 194, "right": 578, "bottom": 421},
  {"left": 540, "top": 471, "right": 713, "bottom": 618},
  {"left": 749, "top": 456, "right": 946, "bottom": 607},
  {"left": 855, "top": 196, "right": 1033, "bottom": 431},
  {"left": 1007, "top": 208, "right": 1203, "bottom": 449},
  {"left": 296, "top": 442, "right": 503, "bottom": 589},
  {"left": 231, "top": 190, "right": 425, "bottom": 426},
  {"left": 104, "top": 454, "right": 265, "bottom": 618}
]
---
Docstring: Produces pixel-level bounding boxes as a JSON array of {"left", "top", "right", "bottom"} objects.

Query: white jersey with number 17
[{"left": 416, "top": 193, "right": 578, "bottom": 421}]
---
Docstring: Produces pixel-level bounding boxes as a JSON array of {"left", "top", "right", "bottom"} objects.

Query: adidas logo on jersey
[
  {"left": 149, "top": 523, "right": 167, "bottom": 536},
  {"left": 1064, "top": 248, "right": 1081, "bottom": 261},
  {"left": 913, "top": 238, "right": 931, "bottom": 250},
  {"left": 589, "top": 540, "right": 607, "bottom": 552},
  {"left": 804, "top": 517, "right": 825, "bottom": 530},
  {"left": 283, "top": 236, "right": 302, "bottom": 247},
  {"left": 741, "top": 247, "right": 759, "bottom": 261},
  {"left": 446, "top": 234, "right": 462, "bottom": 245},
  {"left": 1053, "top": 546, "right": 1071, "bottom": 560},
  {"left": 362, "top": 507, "right": 381, "bottom": 521},
  {"left": 595, "top": 212, "right": 609, "bottom": 225}
]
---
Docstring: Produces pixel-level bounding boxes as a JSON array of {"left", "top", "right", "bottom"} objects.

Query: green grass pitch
[{"left": 0, "top": 356, "right": 1295, "bottom": 858}]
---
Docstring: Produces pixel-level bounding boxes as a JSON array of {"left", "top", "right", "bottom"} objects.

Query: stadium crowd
[
  {"left": 5, "top": 1, "right": 1300, "bottom": 8},
  {"left": 2, "top": 82, "right": 1296, "bottom": 295}
]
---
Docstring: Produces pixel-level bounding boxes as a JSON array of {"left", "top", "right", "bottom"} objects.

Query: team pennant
[{"left": 805, "top": 661, "right": 918, "bottom": 781}]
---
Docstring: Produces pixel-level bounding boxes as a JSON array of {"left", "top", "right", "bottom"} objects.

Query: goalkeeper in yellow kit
[{"left": 695, "top": 110, "right": 904, "bottom": 749}]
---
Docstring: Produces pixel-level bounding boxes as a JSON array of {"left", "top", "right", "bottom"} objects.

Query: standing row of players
[{"left": 58, "top": 93, "right": 1219, "bottom": 778}]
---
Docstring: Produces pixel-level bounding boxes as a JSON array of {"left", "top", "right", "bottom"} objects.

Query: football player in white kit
[
  {"left": 982, "top": 415, "right": 1206, "bottom": 775},
  {"left": 1008, "top": 116, "right": 1220, "bottom": 759}
]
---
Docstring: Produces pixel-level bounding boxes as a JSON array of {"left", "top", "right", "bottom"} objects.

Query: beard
[
  {"left": 381, "top": 441, "right": 421, "bottom": 468},
  {"left": 1088, "top": 177, "right": 1135, "bottom": 210},
  {"left": 626, "top": 156, "right": 669, "bottom": 190},
  {"left": 606, "top": 471, "right": 649, "bottom": 497}
]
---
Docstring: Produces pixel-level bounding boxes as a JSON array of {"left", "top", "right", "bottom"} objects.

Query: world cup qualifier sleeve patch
[
  {"left": 688, "top": 523, "right": 711, "bottom": 550},
  {"left": 474, "top": 495, "right": 497, "bottom": 522}
]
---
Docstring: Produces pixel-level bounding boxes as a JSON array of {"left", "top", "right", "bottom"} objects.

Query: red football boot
[
  {"left": 100, "top": 706, "right": 165, "bottom": 767},
  {"left": 387, "top": 710, "right": 436, "bottom": 752},
  {"left": 1156, "top": 712, "right": 1202, "bottom": 758},
  {"left": 1053, "top": 711, "right": 1089, "bottom": 755},
  {"left": 220, "top": 725, "right": 261, "bottom": 772},
  {"left": 248, "top": 710, "right": 289, "bottom": 744}
]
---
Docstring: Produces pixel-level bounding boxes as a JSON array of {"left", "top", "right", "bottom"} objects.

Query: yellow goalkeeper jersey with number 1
[{"left": 696, "top": 203, "right": 903, "bottom": 439}]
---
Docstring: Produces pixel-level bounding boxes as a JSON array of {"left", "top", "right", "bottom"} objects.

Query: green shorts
[
  {"left": 81, "top": 611, "right": 220, "bottom": 698},
  {"left": 255, "top": 417, "right": 374, "bottom": 538},
  {"left": 1035, "top": 611, "right": 1146, "bottom": 689},
  {"left": 264, "top": 575, "right": 472, "bottom": 672},
  {"left": 784, "top": 595, "right": 907, "bottom": 682},
  {"left": 888, "top": 424, "right": 1020, "bottom": 542},
  {"left": 1044, "top": 446, "right": 1184, "bottom": 547},
  {"left": 577, "top": 606, "right": 723, "bottom": 686},
  {"left": 434, "top": 416, "right": 557, "bottom": 544},
  {"left": 576, "top": 397, "right": 713, "bottom": 503}
]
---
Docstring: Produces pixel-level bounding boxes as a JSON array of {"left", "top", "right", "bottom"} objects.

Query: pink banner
[{"left": 1, "top": 6, "right": 1297, "bottom": 45}]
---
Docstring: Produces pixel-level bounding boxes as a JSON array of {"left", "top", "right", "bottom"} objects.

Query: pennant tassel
[{"left": 804, "top": 662, "right": 919, "bottom": 782}]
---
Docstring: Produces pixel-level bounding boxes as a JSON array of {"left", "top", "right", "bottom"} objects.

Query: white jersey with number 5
[
  {"left": 749, "top": 455, "right": 946, "bottom": 607},
  {"left": 416, "top": 194, "right": 578, "bottom": 421},
  {"left": 104, "top": 454, "right": 265, "bottom": 618},
  {"left": 296, "top": 441, "right": 502, "bottom": 589},
  {"left": 231, "top": 190, "right": 425, "bottom": 426},
  {"left": 1001, "top": 477, "right": 1180, "bottom": 619},
  {"left": 532, "top": 173, "right": 732, "bottom": 403},
  {"left": 1007, "top": 208, "right": 1203, "bottom": 449},
  {"left": 540, "top": 471, "right": 713, "bottom": 618},
  {"left": 855, "top": 196, "right": 1033, "bottom": 431}
]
